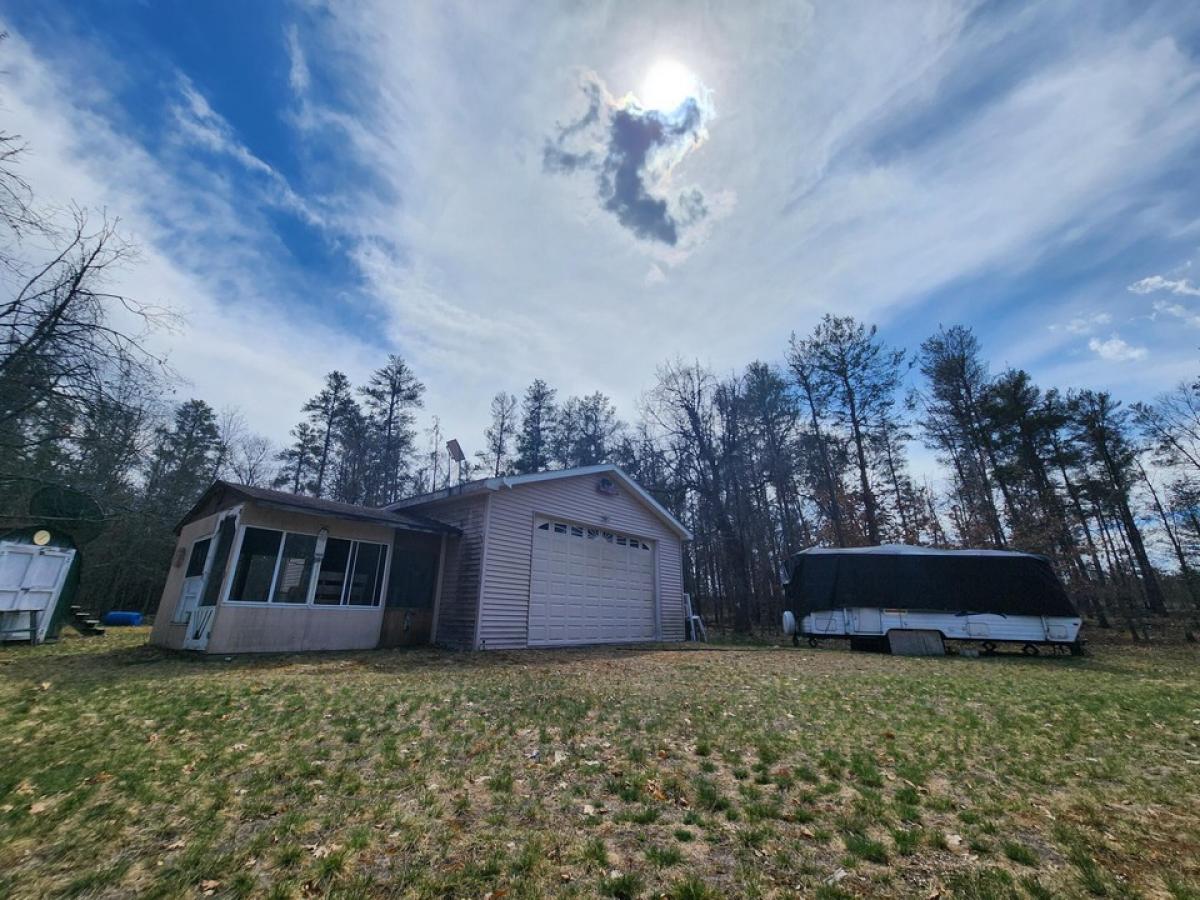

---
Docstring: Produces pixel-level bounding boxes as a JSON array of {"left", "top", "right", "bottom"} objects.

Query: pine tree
[
  {"left": 1070, "top": 390, "right": 1166, "bottom": 614},
  {"left": 275, "top": 422, "right": 322, "bottom": 494},
  {"left": 301, "top": 371, "right": 357, "bottom": 497},
  {"left": 360, "top": 355, "right": 425, "bottom": 503},
  {"left": 515, "top": 379, "right": 557, "bottom": 473},
  {"left": 792, "top": 315, "right": 905, "bottom": 546},
  {"left": 917, "top": 325, "right": 1008, "bottom": 547},
  {"left": 476, "top": 391, "right": 519, "bottom": 476},
  {"left": 143, "top": 399, "right": 222, "bottom": 517},
  {"left": 553, "top": 392, "right": 620, "bottom": 467}
]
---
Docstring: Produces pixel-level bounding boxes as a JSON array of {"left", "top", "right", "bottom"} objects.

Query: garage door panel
[{"left": 529, "top": 517, "right": 656, "bottom": 646}]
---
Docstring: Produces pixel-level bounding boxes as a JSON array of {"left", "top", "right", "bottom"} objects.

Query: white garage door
[{"left": 529, "top": 517, "right": 656, "bottom": 646}]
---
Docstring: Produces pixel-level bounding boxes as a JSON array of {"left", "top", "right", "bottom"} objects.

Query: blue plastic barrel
[{"left": 101, "top": 611, "right": 143, "bottom": 627}]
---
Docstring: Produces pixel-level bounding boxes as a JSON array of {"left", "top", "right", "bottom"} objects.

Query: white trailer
[{"left": 780, "top": 545, "right": 1083, "bottom": 655}]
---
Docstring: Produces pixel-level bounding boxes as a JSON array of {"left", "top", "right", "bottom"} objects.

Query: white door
[
  {"left": 0, "top": 543, "right": 76, "bottom": 642},
  {"left": 173, "top": 537, "right": 213, "bottom": 625},
  {"left": 528, "top": 518, "right": 657, "bottom": 646},
  {"left": 182, "top": 516, "right": 237, "bottom": 651}
]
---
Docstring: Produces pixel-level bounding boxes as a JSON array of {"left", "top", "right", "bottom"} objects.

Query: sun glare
[{"left": 639, "top": 59, "right": 698, "bottom": 113}]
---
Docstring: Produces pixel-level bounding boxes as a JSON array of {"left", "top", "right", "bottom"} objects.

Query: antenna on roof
[{"left": 446, "top": 439, "right": 465, "bottom": 487}]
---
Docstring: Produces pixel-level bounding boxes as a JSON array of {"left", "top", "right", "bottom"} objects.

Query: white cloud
[
  {"left": 171, "top": 76, "right": 324, "bottom": 228},
  {"left": 1128, "top": 274, "right": 1200, "bottom": 296},
  {"left": 0, "top": 27, "right": 380, "bottom": 440},
  {"left": 1054, "top": 312, "right": 1112, "bottom": 334},
  {"left": 1152, "top": 299, "right": 1200, "bottom": 328},
  {"left": 284, "top": 25, "right": 311, "bottom": 98},
  {"left": 1088, "top": 334, "right": 1147, "bottom": 362}
]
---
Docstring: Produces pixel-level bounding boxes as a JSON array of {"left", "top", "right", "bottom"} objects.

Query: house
[{"left": 149, "top": 465, "right": 691, "bottom": 653}]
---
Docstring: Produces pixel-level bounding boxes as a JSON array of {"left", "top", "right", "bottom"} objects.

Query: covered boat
[{"left": 781, "top": 545, "right": 1082, "bottom": 654}]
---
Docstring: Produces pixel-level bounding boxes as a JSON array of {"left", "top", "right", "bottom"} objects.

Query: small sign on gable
[{"left": 596, "top": 476, "right": 619, "bottom": 497}]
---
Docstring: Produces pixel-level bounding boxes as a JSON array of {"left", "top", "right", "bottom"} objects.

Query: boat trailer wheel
[
  {"left": 1022, "top": 643, "right": 1040, "bottom": 656},
  {"left": 981, "top": 641, "right": 997, "bottom": 655},
  {"left": 808, "top": 636, "right": 819, "bottom": 648}
]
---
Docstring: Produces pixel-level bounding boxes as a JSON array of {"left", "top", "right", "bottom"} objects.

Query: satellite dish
[{"left": 446, "top": 439, "right": 465, "bottom": 463}]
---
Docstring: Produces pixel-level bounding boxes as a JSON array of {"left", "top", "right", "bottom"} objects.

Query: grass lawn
[{"left": 1, "top": 630, "right": 1198, "bottom": 899}]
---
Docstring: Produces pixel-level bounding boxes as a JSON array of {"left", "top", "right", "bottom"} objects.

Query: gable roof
[
  {"left": 176, "top": 481, "right": 459, "bottom": 535},
  {"left": 386, "top": 465, "right": 692, "bottom": 540}
]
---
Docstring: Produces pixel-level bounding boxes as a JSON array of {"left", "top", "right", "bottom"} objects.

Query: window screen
[
  {"left": 185, "top": 538, "right": 211, "bottom": 578},
  {"left": 228, "top": 527, "right": 282, "bottom": 603},
  {"left": 273, "top": 533, "right": 316, "bottom": 604},
  {"left": 387, "top": 546, "right": 438, "bottom": 609},
  {"left": 200, "top": 518, "right": 237, "bottom": 607},
  {"left": 346, "top": 542, "right": 386, "bottom": 606},
  {"left": 314, "top": 538, "right": 351, "bottom": 605}
]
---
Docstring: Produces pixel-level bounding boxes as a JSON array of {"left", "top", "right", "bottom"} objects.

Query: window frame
[{"left": 220, "top": 524, "right": 390, "bottom": 610}]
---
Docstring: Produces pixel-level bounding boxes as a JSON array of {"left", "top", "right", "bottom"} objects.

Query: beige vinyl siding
[
  {"left": 413, "top": 494, "right": 487, "bottom": 649},
  {"left": 481, "top": 475, "right": 686, "bottom": 649}
]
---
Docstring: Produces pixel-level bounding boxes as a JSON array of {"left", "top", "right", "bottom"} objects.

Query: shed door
[
  {"left": 0, "top": 543, "right": 76, "bottom": 642},
  {"left": 528, "top": 518, "right": 656, "bottom": 646}
]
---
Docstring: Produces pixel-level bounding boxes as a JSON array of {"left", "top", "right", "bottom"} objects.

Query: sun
[{"left": 639, "top": 60, "right": 699, "bottom": 113}]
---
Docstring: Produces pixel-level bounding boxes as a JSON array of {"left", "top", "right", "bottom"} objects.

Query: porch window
[
  {"left": 313, "top": 538, "right": 351, "bottom": 605},
  {"left": 184, "top": 538, "right": 211, "bottom": 578},
  {"left": 225, "top": 526, "right": 388, "bottom": 607},
  {"left": 273, "top": 533, "right": 316, "bottom": 604},
  {"left": 346, "top": 542, "right": 386, "bottom": 606},
  {"left": 228, "top": 527, "right": 282, "bottom": 603},
  {"left": 315, "top": 538, "right": 388, "bottom": 607}
]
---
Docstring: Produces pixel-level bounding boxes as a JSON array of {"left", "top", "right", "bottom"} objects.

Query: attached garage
[{"left": 390, "top": 465, "right": 691, "bottom": 650}]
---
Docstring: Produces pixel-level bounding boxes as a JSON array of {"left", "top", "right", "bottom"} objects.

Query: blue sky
[{"left": 1, "top": 1, "right": 1199, "bottom": 466}]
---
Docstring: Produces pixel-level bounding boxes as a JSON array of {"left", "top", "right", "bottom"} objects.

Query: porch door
[
  {"left": 379, "top": 531, "right": 441, "bottom": 648},
  {"left": 183, "top": 517, "right": 236, "bottom": 651},
  {"left": 173, "top": 537, "right": 212, "bottom": 625}
]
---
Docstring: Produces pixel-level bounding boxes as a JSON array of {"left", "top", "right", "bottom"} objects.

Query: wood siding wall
[
  {"left": 479, "top": 476, "right": 686, "bottom": 649},
  {"left": 418, "top": 494, "right": 488, "bottom": 649}
]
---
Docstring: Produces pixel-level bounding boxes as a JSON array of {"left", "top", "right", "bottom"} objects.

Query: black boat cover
[{"left": 782, "top": 545, "right": 1078, "bottom": 618}]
